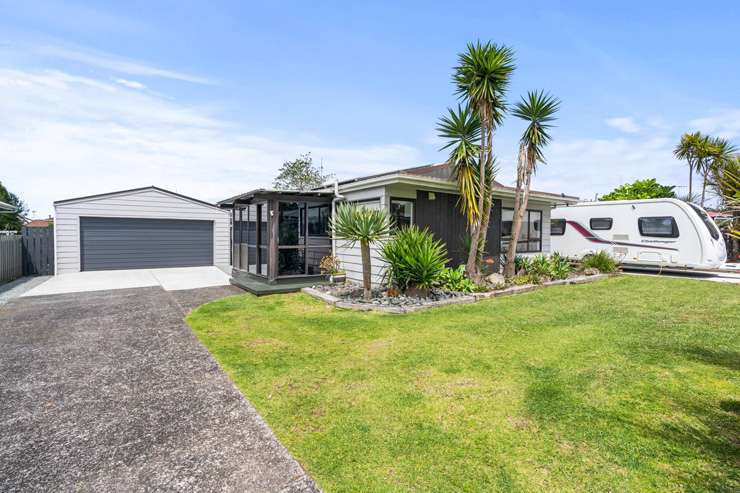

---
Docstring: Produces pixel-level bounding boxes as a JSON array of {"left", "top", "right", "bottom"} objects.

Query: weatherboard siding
[{"left": 55, "top": 189, "right": 230, "bottom": 274}]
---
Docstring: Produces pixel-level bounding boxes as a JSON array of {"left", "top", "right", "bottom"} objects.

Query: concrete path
[
  {"left": 22, "top": 266, "right": 231, "bottom": 297},
  {"left": 0, "top": 276, "right": 51, "bottom": 305},
  {"left": 0, "top": 286, "right": 319, "bottom": 492}
]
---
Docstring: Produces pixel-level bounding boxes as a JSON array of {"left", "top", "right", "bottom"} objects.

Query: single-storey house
[
  {"left": 219, "top": 163, "right": 578, "bottom": 290},
  {"left": 54, "top": 186, "right": 230, "bottom": 274}
]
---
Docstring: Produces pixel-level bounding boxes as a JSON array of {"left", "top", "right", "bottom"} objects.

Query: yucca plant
[
  {"left": 331, "top": 203, "right": 393, "bottom": 300},
  {"left": 380, "top": 226, "right": 449, "bottom": 293},
  {"left": 581, "top": 251, "right": 618, "bottom": 273}
]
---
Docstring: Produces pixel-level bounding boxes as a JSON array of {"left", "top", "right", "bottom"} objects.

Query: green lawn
[{"left": 187, "top": 276, "right": 739, "bottom": 492}]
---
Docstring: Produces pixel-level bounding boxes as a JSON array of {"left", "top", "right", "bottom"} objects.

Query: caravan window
[
  {"left": 688, "top": 203, "right": 720, "bottom": 240},
  {"left": 638, "top": 216, "right": 679, "bottom": 238},
  {"left": 590, "top": 217, "right": 613, "bottom": 230},
  {"left": 551, "top": 219, "right": 566, "bottom": 236}
]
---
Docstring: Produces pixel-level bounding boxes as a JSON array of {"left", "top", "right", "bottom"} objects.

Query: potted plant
[{"left": 319, "top": 255, "right": 346, "bottom": 284}]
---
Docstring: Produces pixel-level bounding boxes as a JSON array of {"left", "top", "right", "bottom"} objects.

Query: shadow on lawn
[
  {"left": 680, "top": 345, "right": 740, "bottom": 371},
  {"left": 523, "top": 365, "right": 739, "bottom": 492}
]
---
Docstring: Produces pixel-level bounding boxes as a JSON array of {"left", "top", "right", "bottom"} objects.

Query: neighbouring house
[
  {"left": 24, "top": 218, "right": 53, "bottom": 228},
  {"left": 219, "top": 163, "right": 578, "bottom": 291},
  {"left": 54, "top": 186, "right": 230, "bottom": 274}
]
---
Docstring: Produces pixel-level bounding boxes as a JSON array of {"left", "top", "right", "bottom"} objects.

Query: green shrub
[
  {"left": 581, "top": 251, "right": 618, "bottom": 273},
  {"left": 529, "top": 255, "right": 552, "bottom": 278},
  {"left": 514, "top": 255, "right": 531, "bottom": 274},
  {"left": 510, "top": 273, "right": 540, "bottom": 285},
  {"left": 549, "top": 252, "right": 572, "bottom": 280},
  {"left": 439, "top": 265, "right": 478, "bottom": 293},
  {"left": 380, "top": 226, "right": 449, "bottom": 291}
]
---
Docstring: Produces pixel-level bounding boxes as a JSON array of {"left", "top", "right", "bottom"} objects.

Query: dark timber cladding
[
  {"left": 80, "top": 217, "right": 213, "bottom": 271},
  {"left": 415, "top": 190, "right": 502, "bottom": 269}
]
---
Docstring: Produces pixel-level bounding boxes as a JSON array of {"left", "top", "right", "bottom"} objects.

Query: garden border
[{"left": 302, "top": 273, "right": 611, "bottom": 314}]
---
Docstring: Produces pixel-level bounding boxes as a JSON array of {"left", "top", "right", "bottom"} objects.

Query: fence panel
[
  {"left": 21, "top": 227, "right": 55, "bottom": 276},
  {"left": 0, "top": 235, "right": 23, "bottom": 282}
]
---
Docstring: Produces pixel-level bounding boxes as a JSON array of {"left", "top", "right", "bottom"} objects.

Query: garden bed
[{"left": 303, "top": 272, "right": 611, "bottom": 313}]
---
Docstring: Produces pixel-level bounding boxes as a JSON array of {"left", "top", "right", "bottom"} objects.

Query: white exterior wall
[
  {"left": 54, "top": 188, "right": 230, "bottom": 274},
  {"left": 335, "top": 186, "right": 388, "bottom": 286}
]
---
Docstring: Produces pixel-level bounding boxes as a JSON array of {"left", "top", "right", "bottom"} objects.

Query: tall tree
[
  {"left": 444, "top": 41, "right": 515, "bottom": 282},
  {"left": 674, "top": 132, "right": 712, "bottom": 202},
  {"left": 0, "top": 181, "right": 28, "bottom": 232},
  {"left": 600, "top": 178, "right": 676, "bottom": 201},
  {"left": 701, "top": 137, "right": 737, "bottom": 207},
  {"left": 273, "top": 153, "right": 331, "bottom": 190},
  {"left": 503, "top": 91, "right": 560, "bottom": 277}
]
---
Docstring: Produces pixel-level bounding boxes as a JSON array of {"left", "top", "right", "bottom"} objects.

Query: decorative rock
[
  {"left": 583, "top": 268, "right": 600, "bottom": 276},
  {"left": 486, "top": 273, "right": 505, "bottom": 285}
]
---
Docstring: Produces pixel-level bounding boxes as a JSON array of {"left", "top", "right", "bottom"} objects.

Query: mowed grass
[{"left": 187, "top": 276, "right": 739, "bottom": 492}]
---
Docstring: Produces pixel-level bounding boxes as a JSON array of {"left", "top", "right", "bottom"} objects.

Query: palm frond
[{"left": 512, "top": 90, "right": 561, "bottom": 167}]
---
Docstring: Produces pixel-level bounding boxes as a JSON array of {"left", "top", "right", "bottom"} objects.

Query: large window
[
  {"left": 502, "top": 209, "right": 542, "bottom": 253},
  {"left": 236, "top": 203, "right": 266, "bottom": 276},
  {"left": 638, "top": 216, "right": 679, "bottom": 238},
  {"left": 390, "top": 199, "right": 414, "bottom": 228},
  {"left": 277, "top": 201, "right": 331, "bottom": 276}
]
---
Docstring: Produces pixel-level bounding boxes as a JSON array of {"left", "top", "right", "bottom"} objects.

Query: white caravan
[{"left": 551, "top": 199, "right": 726, "bottom": 270}]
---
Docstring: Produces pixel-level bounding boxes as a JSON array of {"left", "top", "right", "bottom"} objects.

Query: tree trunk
[
  {"left": 465, "top": 105, "right": 489, "bottom": 282},
  {"left": 701, "top": 170, "right": 707, "bottom": 207},
  {"left": 360, "top": 239, "right": 372, "bottom": 300},
  {"left": 504, "top": 145, "right": 531, "bottom": 277},
  {"left": 688, "top": 164, "right": 693, "bottom": 201}
]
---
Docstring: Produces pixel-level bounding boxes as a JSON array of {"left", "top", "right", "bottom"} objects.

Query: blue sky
[{"left": 2, "top": 1, "right": 739, "bottom": 216}]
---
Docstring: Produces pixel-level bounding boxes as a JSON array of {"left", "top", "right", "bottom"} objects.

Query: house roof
[
  {"left": 25, "top": 219, "right": 52, "bottom": 228},
  {"left": 54, "top": 186, "right": 222, "bottom": 210},
  {"left": 333, "top": 162, "right": 580, "bottom": 202},
  {"left": 217, "top": 188, "right": 334, "bottom": 206}
]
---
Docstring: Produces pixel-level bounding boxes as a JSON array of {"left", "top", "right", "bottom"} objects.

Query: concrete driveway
[
  {"left": 22, "top": 266, "right": 231, "bottom": 297},
  {"left": 0, "top": 286, "right": 319, "bottom": 492}
]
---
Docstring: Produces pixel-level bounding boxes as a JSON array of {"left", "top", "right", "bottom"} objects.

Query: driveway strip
[{"left": 0, "top": 286, "right": 319, "bottom": 492}]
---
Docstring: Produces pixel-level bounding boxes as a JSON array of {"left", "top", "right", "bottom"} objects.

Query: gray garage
[
  {"left": 54, "top": 186, "right": 231, "bottom": 274},
  {"left": 80, "top": 217, "right": 214, "bottom": 271}
]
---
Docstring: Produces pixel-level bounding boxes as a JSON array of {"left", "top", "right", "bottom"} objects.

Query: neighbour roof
[
  {"left": 25, "top": 219, "right": 52, "bottom": 228},
  {"left": 217, "top": 188, "right": 334, "bottom": 206},
  {"left": 54, "top": 186, "right": 221, "bottom": 210}
]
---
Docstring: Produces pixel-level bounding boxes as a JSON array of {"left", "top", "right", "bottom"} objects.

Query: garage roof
[{"left": 54, "top": 186, "right": 222, "bottom": 211}]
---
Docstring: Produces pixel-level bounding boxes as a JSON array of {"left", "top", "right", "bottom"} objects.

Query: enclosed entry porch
[{"left": 228, "top": 190, "right": 334, "bottom": 294}]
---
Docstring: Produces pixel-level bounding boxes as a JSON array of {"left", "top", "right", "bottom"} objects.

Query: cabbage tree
[{"left": 331, "top": 203, "right": 393, "bottom": 300}]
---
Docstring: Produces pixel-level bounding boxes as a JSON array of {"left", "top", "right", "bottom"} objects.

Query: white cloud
[
  {"left": 36, "top": 45, "right": 213, "bottom": 85},
  {"left": 114, "top": 78, "right": 145, "bottom": 90},
  {"left": 0, "top": 69, "right": 420, "bottom": 217},
  {"left": 605, "top": 117, "right": 640, "bottom": 134},
  {"left": 689, "top": 109, "right": 740, "bottom": 139}
]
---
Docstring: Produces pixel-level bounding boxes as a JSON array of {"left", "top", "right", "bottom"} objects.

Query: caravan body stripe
[{"left": 565, "top": 221, "right": 678, "bottom": 251}]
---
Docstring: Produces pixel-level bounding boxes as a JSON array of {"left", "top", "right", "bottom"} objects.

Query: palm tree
[
  {"left": 444, "top": 41, "right": 515, "bottom": 281},
  {"left": 503, "top": 91, "right": 561, "bottom": 278},
  {"left": 701, "top": 137, "right": 738, "bottom": 207},
  {"left": 437, "top": 105, "right": 481, "bottom": 225},
  {"left": 330, "top": 203, "right": 393, "bottom": 300},
  {"left": 674, "top": 132, "right": 710, "bottom": 202}
]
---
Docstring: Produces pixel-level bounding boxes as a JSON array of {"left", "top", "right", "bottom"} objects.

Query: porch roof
[{"left": 218, "top": 188, "right": 334, "bottom": 207}]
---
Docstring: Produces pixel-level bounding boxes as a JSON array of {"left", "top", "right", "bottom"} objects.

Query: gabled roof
[
  {"left": 54, "top": 186, "right": 222, "bottom": 211},
  {"left": 25, "top": 219, "right": 52, "bottom": 228},
  {"left": 333, "top": 162, "right": 579, "bottom": 202}
]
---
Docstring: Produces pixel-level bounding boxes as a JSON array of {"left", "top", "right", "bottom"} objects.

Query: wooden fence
[
  {"left": 0, "top": 235, "right": 23, "bottom": 282},
  {"left": 22, "top": 227, "right": 55, "bottom": 276}
]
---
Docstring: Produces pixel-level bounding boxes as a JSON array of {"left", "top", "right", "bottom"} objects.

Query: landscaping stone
[
  {"left": 303, "top": 273, "right": 612, "bottom": 313},
  {"left": 485, "top": 273, "right": 505, "bottom": 286}
]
